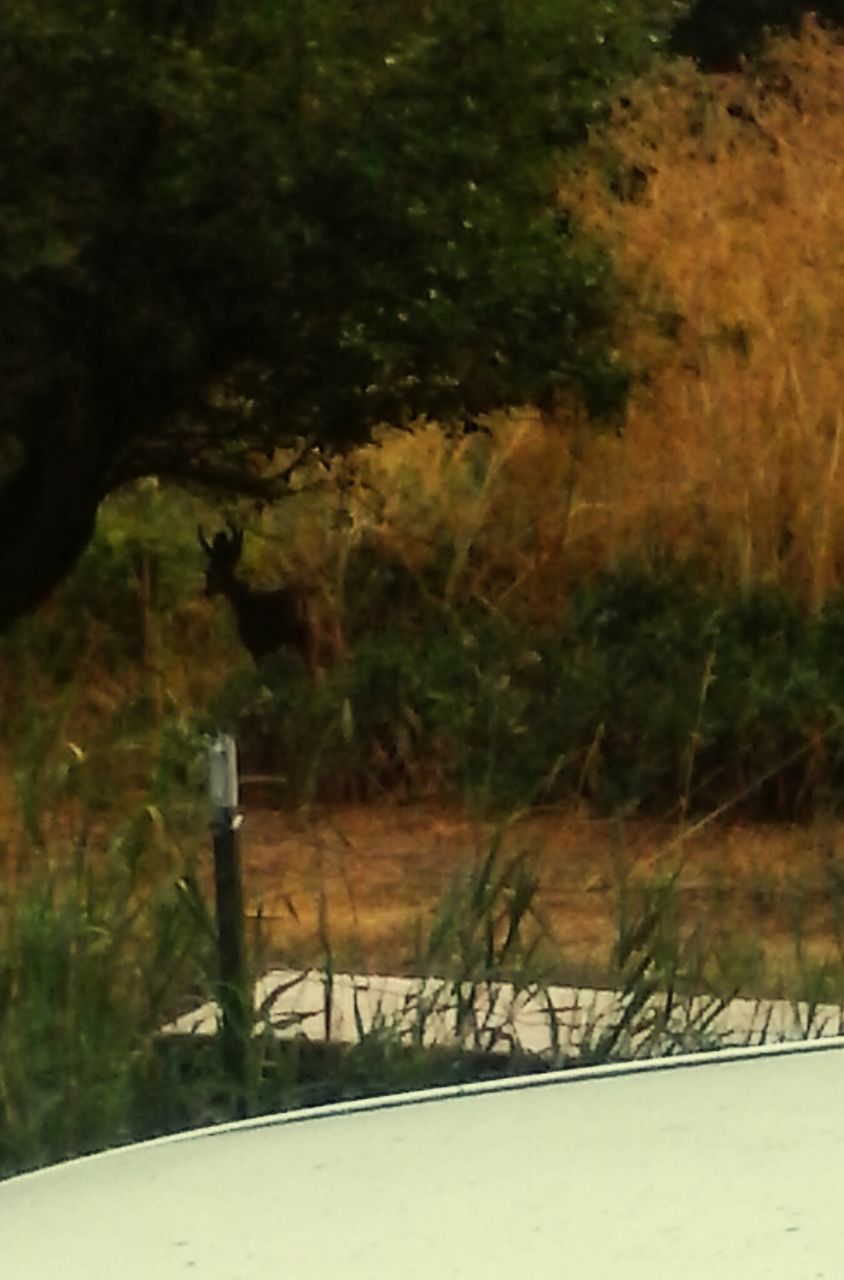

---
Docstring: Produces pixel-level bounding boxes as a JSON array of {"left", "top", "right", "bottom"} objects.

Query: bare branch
[{"left": 113, "top": 440, "right": 319, "bottom": 500}]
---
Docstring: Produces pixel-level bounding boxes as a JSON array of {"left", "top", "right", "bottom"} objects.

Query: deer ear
[{"left": 198, "top": 525, "right": 211, "bottom": 553}]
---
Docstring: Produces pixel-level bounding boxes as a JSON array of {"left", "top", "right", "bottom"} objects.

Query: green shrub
[{"left": 203, "top": 566, "right": 844, "bottom": 819}]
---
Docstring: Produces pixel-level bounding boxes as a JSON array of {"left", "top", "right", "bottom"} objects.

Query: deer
[{"left": 198, "top": 524, "right": 321, "bottom": 676}]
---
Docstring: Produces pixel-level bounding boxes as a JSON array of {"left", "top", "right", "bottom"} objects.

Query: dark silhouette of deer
[{"left": 199, "top": 524, "right": 319, "bottom": 675}]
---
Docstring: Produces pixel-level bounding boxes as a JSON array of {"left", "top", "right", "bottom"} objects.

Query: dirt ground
[{"left": 239, "top": 799, "right": 844, "bottom": 995}]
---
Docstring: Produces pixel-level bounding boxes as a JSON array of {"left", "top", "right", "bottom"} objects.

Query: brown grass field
[{"left": 240, "top": 800, "right": 844, "bottom": 998}]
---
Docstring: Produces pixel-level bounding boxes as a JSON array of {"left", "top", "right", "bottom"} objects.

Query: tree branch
[
  {"left": 114, "top": 442, "right": 318, "bottom": 500},
  {"left": 0, "top": 442, "right": 105, "bottom": 635}
]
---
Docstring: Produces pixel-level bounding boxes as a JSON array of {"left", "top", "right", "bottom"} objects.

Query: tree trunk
[{"left": 0, "top": 444, "right": 104, "bottom": 634}]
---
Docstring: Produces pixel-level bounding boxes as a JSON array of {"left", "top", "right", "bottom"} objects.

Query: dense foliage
[
  {"left": 10, "top": 500, "right": 844, "bottom": 822},
  {"left": 204, "top": 569, "right": 844, "bottom": 819},
  {"left": 0, "top": 0, "right": 675, "bottom": 629}
]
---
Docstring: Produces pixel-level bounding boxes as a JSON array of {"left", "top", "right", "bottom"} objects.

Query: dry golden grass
[
  {"left": 241, "top": 801, "right": 844, "bottom": 996},
  {"left": 562, "top": 17, "right": 844, "bottom": 609},
  {"left": 255, "top": 21, "right": 844, "bottom": 625}
]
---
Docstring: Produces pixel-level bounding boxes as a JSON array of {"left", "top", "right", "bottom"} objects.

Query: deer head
[{"left": 198, "top": 522, "right": 244, "bottom": 598}]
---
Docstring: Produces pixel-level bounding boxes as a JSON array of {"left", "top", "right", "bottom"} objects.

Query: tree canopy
[{"left": 0, "top": 0, "right": 673, "bottom": 630}]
